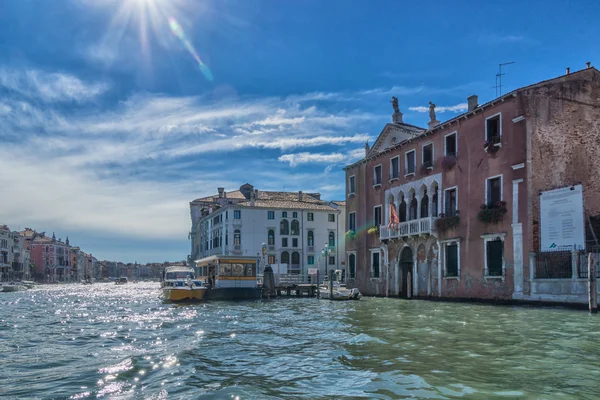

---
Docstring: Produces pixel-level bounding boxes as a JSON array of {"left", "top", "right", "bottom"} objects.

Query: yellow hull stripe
[{"left": 163, "top": 288, "right": 207, "bottom": 301}]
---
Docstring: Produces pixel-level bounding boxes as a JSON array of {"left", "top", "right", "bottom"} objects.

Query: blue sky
[{"left": 0, "top": 0, "right": 598, "bottom": 263}]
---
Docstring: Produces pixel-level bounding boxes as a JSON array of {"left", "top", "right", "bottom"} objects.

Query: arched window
[
  {"left": 281, "top": 251, "right": 290, "bottom": 264},
  {"left": 432, "top": 186, "right": 439, "bottom": 217},
  {"left": 399, "top": 197, "right": 407, "bottom": 222},
  {"left": 291, "top": 220, "right": 300, "bottom": 236},
  {"left": 328, "top": 231, "right": 335, "bottom": 247},
  {"left": 291, "top": 251, "right": 300, "bottom": 265},
  {"left": 409, "top": 193, "right": 418, "bottom": 220},
  {"left": 268, "top": 229, "right": 275, "bottom": 246},
  {"left": 307, "top": 231, "right": 314, "bottom": 246},
  {"left": 349, "top": 254, "right": 356, "bottom": 278},
  {"left": 280, "top": 219, "right": 289, "bottom": 235},
  {"left": 421, "top": 190, "right": 429, "bottom": 218},
  {"left": 234, "top": 230, "right": 241, "bottom": 245}
]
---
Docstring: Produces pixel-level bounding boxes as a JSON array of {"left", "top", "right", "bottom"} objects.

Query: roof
[
  {"left": 345, "top": 66, "right": 600, "bottom": 170},
  {"left": 191, "top": 187, "right": 322, "bottom": 204},
  {"left": 237, "top": 199, "right": 338, "bottom": 211},
  {"left": 331, "top": 201, "right": 346, "bottom": 206}
]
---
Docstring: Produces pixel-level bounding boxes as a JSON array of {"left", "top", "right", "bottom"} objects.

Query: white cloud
[
  {"left": 278, "top": 152, "right": 346, "bottom": 167},
  {"left": 409, "top": 103, "right": 468, "bottom": 113},
  {"left": 0, "top": 68, "right": 109, "bottom": 103}
]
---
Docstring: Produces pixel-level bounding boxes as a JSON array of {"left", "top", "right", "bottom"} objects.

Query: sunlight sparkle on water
[{"left": 168, "top": 16, "right": 214, "bottom": 81}]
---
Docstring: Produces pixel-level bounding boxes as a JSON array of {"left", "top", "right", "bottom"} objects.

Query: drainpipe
[{"left": 381, "top": 242, "right": 389, "bottom": 297}]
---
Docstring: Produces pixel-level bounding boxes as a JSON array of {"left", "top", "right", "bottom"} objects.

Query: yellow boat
[{"left": 161, "top": 266, "right": 207, "bottom": 301}]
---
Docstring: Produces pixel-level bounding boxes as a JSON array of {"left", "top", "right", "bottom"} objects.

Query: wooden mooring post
[{"left": 589, "top": 252, "right": 598, "bottom": 313}]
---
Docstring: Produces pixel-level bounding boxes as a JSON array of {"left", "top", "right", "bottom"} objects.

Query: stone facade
[{"left": 345, "top": 66, "right": 600, "bottom": 303}]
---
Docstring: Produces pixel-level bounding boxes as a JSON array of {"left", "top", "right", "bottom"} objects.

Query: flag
[{"left": 388, "top": 203, "right": 399, "bottom": 230}]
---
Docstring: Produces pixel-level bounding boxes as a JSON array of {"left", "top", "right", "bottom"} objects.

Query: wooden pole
[
  {"left": 316, "top": 270, "right": 320, "bottom": 299},
  {"left": 329, "top": 269, "right": 334, "bottom": 300},
  {"left": 589, "top": 252, "right": 598, "bottom": 313}
]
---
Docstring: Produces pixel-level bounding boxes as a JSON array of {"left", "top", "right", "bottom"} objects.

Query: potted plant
[
  {"left": 435, "top": 211, "right": 460, "bottom": 232},
  {"left": 421, "top": 160, "right": 433, "bottom": 174},
  {"left": 367, "top": 226, "right": 380, "bottom": 235},
  {"left": 477, "top": 201, "right": 507, "bottom": 223},
  {"left": 345, "top": 230, "right": 357, "bottom": 241},
  {"left": 441, "top": 154, "right": 457, "bottom": 170}
]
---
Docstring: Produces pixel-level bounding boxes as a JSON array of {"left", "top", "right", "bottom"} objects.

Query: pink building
[{"left": 24, "top": 229, "right": 71, "bottom": 282}]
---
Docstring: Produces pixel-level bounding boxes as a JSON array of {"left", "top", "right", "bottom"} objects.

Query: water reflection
[{"left": 1, "top": 283, "right": 599, "bottom": 399}]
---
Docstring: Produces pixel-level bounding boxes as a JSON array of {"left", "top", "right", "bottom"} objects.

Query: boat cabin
[{"left": 195, "top": 255, "right": 259, "bottom": 289}]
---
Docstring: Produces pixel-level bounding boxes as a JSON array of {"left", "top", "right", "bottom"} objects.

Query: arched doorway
[{"left": 399, "top": 247, "right": 413, "bottom": 298}]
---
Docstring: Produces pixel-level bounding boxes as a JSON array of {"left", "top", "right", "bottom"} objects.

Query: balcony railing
[
  {"left": 380, "top": 216, "right": 438, "bottom": 240},
  {"left": 307, "top": 246, "right": 315, "bottom": 253},
  {"left": 268, "top": 245, "right": 275, "bottom": 252}
]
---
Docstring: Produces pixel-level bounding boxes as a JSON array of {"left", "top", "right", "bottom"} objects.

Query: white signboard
[
  {"left": 307, "top": 268, "right": 319, "bottom": 275},
  {"left": 540, "top": 185, "right": 585, "bottom": 251}
]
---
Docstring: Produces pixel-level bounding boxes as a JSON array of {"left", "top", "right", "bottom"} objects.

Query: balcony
[
  {"left": 307, "top": 246, "right": 315, "bottom": 253},
  {"left": 380, "top": 217, "right": 438, "bottom": 240},
  {"left": 268, "top": 245, "right": 275, "bottom": 252}
]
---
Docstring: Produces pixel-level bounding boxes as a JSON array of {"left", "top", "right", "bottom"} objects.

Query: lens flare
[{"left": 168, "top": 17, "right": 213, "bottom": 81}]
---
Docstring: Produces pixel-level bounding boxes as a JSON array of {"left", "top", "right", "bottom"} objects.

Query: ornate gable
[{"left": 367, "top": 123, "right": 425, "bottom": 157}]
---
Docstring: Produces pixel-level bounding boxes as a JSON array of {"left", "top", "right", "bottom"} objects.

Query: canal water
[{"left": 1, "top": 283, "right": 600, "bottom": 399}]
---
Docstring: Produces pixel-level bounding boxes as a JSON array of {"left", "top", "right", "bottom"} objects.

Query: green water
[{"left": 1, "top": 283, "right": 599, "bottom": 399}]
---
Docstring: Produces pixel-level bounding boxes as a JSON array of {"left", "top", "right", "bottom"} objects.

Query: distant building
[
  {"left": 25, "top": 230, "right": 71, "bottom": 282},
  {"left": 344, "top": 65, "right": 600, "bottom": 304},
  {"left": 0, "top": 224, "right": 31, "bottom": 281},
  {"left": 189, "top": 184, "right": 345, "bottom": 280}
]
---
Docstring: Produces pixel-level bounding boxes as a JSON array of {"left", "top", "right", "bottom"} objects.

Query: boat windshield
[{"left": 166, "top": 272, "right": 194, "bottom": 280}]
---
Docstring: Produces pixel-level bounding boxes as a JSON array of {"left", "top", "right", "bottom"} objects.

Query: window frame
[
  {"left": 307, "top": 255, "right": 315, "bottom": 265},
  {"left": 373, "top": 164, "right": 382, "bottom": 187},
  {"left": 281, "top": 237, "right": 288, "bottom": 248},
  {"left": 328, "top": 214, "right": 335, "bottom": 222},
  {"left": 370, "top": 248, "right": 381, "bottom": 278},
  {"left": 267, "top": 229, "right": 275, "bottom": 246},
  {"left": 444, "top": 131, "right": 458, "bottom": 156},
  {"left": 348, "top": 175, "right": 356, "bottom": 195},
  {"left": 482, "top": 233, "right": 506, "bottom": 279},
  {"left": 292, "top": 238, "right": 298, "bottom": 248},
  {"left": 282, "top": 211, "right": 287, "bottom": 218},
  {"left": 307, "top": 230, "right": 314, "bottom": 247},
  {"left": 233, "top": 210, "right": 241, "bottom": 220},
  {"left": 441, "top": 239, "right": 460, "bottom": 279},
  {"left": 422, "top": 142, "right": 434, "bottom": 169},
  {"left": 485, "top": 112, "right": 502, "bottom": 141},
  {"left": 328, "top": 231, "right": 335, "bottom": 247},
  {"left": 293, "top": 212, "right": 298, "bottom": 218},
  {"left": 348, "top": 212, "right": 356, "bottom": 231},
  {"left": 405, "top": 149, "right": 416, "bottom": 176},
  {"left": 389, "top": 156, "right": 400, "bottom": 180},
  {"left": 307, "top": 212, "right": 314, "bottom": 221},
  {"left": 485, "top": 174, "right": 503, "bottom": 206},
  {"left": 267, "top": 211, "right": 275, "bottom": 220},
  {"left": 444, "top": 186, "right": 458, "bottom": 216},
  {"left": 373, "top": 205, "right": 382, "bottom": 227},
  {"left": 347, "top": 252, "right": 356, "bottom": 279}
]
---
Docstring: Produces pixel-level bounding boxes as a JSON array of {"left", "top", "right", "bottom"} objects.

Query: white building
[
  {"left": 0, "top": 224, "right": 31, "bottom": 281},
  {"left": 189, "top": 184, "right": 346, "bottom": 280}
]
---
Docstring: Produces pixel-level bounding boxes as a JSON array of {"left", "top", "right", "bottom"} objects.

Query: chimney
[
  {"left": 250, "top": 190, "right": 255, "bottom": 206},
  {"left": 587, "top": 61, "right": 592, "bottom": 69},
  {"left": 298, "top": 191, "right": 303, "bottom": 201},
  {"left": 365, "top": 142, "right": 370, "bottom": 157},
  {"left": 566, "top": 67, "right": 570, "bottom": 75},
  {"left": 218, "top": 187, "right": 224, "bottom": 198},
  {"left": 467, "top": 95, "right": 478, "bottom": 112}
]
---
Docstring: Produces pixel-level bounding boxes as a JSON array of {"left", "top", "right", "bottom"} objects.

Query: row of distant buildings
[
  {"left": 188, "top": 64, "right": 600, "bottom": 306},
  {"left": 1, "top": 224, "right": 179, "bottom": 283}
]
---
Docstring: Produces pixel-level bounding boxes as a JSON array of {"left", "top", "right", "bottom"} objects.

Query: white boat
[
  {"left": 319, "top": 270, "right": 361, "bottom": 301},
  {"left": 22, "top": 281, "right": 36, "bottom": 289},
  {"left": 161, "top": 266, "right": 207, "bottom": 301},
  {"left": 1, "top": 283, "right": 28, "bottom": 292}
]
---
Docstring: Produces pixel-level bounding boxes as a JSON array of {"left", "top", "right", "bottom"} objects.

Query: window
[
  {"left": 268, "top": 211, "right": 275, "bottom": 220},
  {"left": 422, "top": 143, "right": 433, "bottom": 168},
  {"left": 329, "top": 256, "right": 335, "bottom": 265},
  {"left": 486, "top": 113, "right": 501, "bottom": 141},
  {"left": 374, "top": 205, "right": 382, "bottom": 227},
  {"left": 409, "top": 193, "right": 418, "bottom": 220},
  {"left": 234, "top": 210, "right": 241, "bottom": 219},
  {"left": 444, "top": 188, "right": 457, "bottom": 216},
  {"left": 282, "top": 211, "right": 287, "bottom": 218},
  {"left": 292, "top": 238, "right": 298, "bottom": 247},
  {"left": 399, "top": 197, "right": 407, "bottom": 222},
  {"left": 234, "top": 230, "right": 241, "bottom": 245},
  {"left": 348, "top": 175, "right": 356, "bottom": 194},
  {"left": 308, "top": 255, "right": 315, "bottom": 265},
  {"left": 307, "top": 212, "right": 314, "bottom": 221},
  {"left": 390, "top": 156, "right": 399, "bottom": 179},
  {"left": 432, "top": 187, "right": 438, "bottom": 217},
  {"left": 445, "top": 132, "right": 457, "bottom": 156},
  {"left": 291, "top": 220, "right": 300, "bottom": 235},
  {"left": 226, "top": 211, "right": 228, "bottom": 220},
  {"left": 281, "top": 251, "right": 289, "bottom": 264},
  {"left": 225, "top": 232, "right": 228, "bottom": 246},
  {"left": 374, "top": 165, "right": 382, "bottom": 186},
  {"left": 445, "top": 243, "right": 459, "bottom": 277},
  {"left": 328, "top": 232, "right": 335, "bottom": 247},
  {"left": 348, "top": 253, "right": 356, "bottom": 278},
  {"left": 282, "top": 238, "right": 288, "bottom": 247},
  {"left": 293, "top": 212, "right": 298, "bottom": 218},
  {"left": 421, "top": 190, "right": 429, "bottom": 218},
  {"left": 307, "top": 231, "right": 314, "bottom": 246},
  {"left": 280, "top": 219, "right": 289, "bottom": 235},
  {"left": 348, "top": 212, "right": 356, "bottom": 231},
  {"left": 405, "top": 150, "right": 416, "bottom": 175},
  {"left": 268, "top": 229, "right": 275, "bottom": 246},
  {"left": 371, "top": 250, "right": 380, "bottom": 278},
  {"left": 291, "top": 251, "right": 300, "bottom": 266},
  {"left": 484, "top": 235, "right": 505, "bottom": 277},
  {"left": 328, "top": 214, "right": 335, "bottom": 222},
  {"left": 268, "top": 255, "right": 275, "bottom": 264},
  {"left": 486, "top": 176, "right": 502, "bottom": 206}
]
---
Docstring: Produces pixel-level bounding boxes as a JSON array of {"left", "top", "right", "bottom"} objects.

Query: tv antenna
[{"left": 493, "top": 61, "right": 515, "bottom": 97}]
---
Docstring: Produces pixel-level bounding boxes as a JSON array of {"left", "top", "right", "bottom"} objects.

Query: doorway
[{"left": 399, "top": 247, "right": 413, "bottom": 298}]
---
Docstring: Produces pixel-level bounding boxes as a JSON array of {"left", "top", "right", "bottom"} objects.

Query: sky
[{"left": 0, "top": 0, "right": 598, "bottom": 263}]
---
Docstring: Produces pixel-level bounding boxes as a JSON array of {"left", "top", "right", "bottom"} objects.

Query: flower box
[
  {"left": 441, "top": 154, "right": 457, "bottom": 170},
  {"left": 435, "top": 211, "right": 460, "bottom": 232},
  {"left": 477, "top": 201, "right": 507, "bottom": 223}
]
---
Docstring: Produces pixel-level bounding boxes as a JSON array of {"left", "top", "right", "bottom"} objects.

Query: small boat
[
  {"left": 162, "top": 266, "right": 206, "bottom": 301},
  {"left": 115, "top": 277, "right": 128, "bottom": 285},
  {"left": 1, "top": 283, "right": 28, "bottom": 292},
  {"left": 319, "top": 270, "right": 361, "bottom": 301},
  {"left": 21, "top": 281, "right": 36, "bottom": 289}
]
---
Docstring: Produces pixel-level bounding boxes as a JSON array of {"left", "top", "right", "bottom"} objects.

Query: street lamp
[{"left": 321, "top": 243, "right": 332, "bottom": 284}]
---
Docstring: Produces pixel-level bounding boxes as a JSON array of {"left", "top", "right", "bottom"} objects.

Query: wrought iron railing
[{"left": 535, "top": 248, "right": 573, "bottom": 279}]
